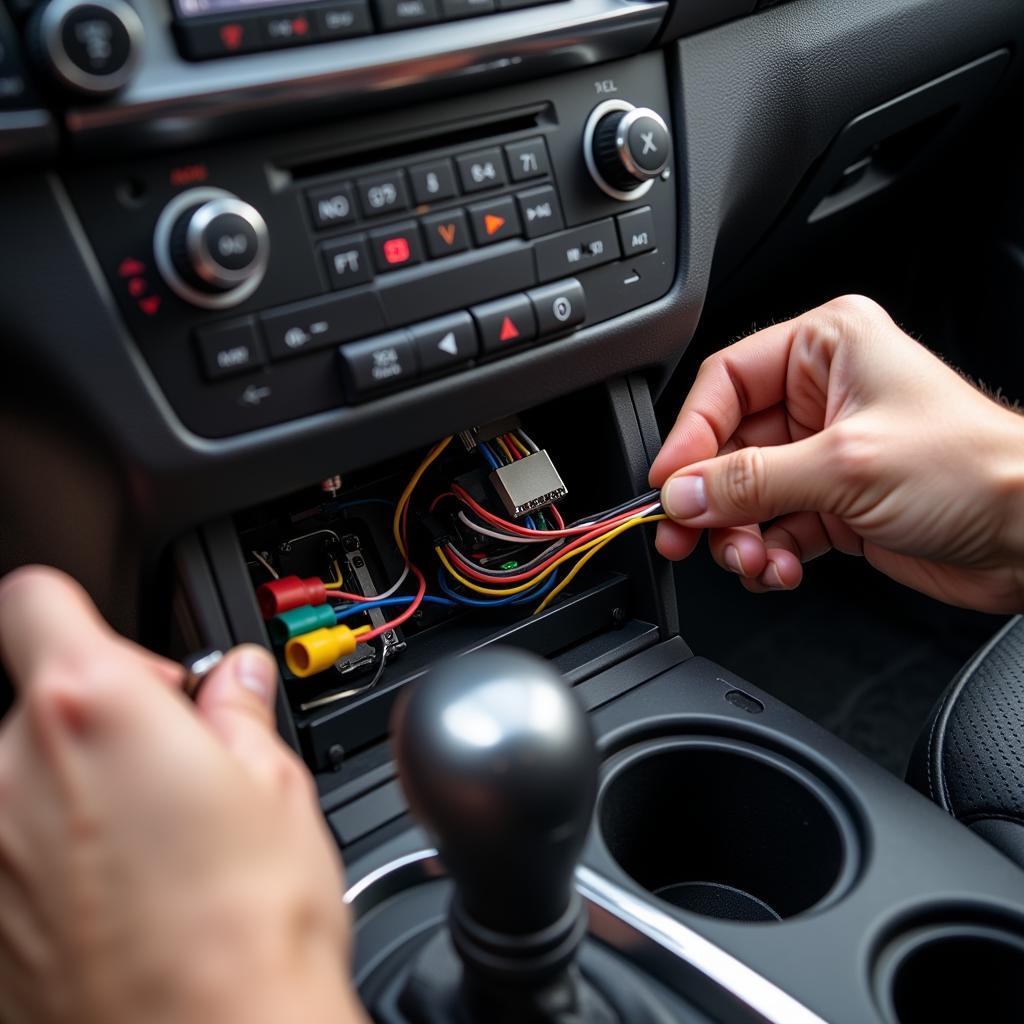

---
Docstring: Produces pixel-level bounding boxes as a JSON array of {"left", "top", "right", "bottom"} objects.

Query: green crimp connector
[{"left": 269, "top": 603, "right": 337, "bottom": 645}]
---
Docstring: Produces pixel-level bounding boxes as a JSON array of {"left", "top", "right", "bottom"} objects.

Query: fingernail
[
  {"left": 723, "top": 545, "right": 744, "bottom": 575},
  {"left": 234, "top": 648, "right": 275, "bottom": 702},
  {"left": 663, "top": 476, "right": 707, "bottom": 520},
  {"left": 763, "top": 562, "right": 786, "bottom": 590}
]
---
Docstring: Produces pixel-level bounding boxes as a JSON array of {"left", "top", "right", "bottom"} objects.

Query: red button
[
  {"left": 383, "top": 237, "right": 411, "bottom": 265},
  {"left": 219, "top": 23, "right": 245, "bottom": 50},
  {"left": 370, "top": 222, "right": 424, "bottom": 273}
]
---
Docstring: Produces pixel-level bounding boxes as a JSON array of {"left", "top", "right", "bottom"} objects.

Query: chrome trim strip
[
  {"left": 67, "top": 0, "right": 668, "bottom": 149},
  {"left": 344, "top": 850, "right": 828, "bottom": 1024},
  {"left": 576, "top": 866, "right": 828, "bottom": 1024},
  {"left": 344, "top": 847, "right": 439, "bottom": 908}
]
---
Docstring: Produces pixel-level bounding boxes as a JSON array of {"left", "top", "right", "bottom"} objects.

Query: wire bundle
[
  {"left": 261, "top": 431, "right": 665, "bottom": 679},
  {"left": 436, "top": 482, "right": 665, "bottom": 615}
]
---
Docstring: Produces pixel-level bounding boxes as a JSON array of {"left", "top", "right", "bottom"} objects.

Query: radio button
[
  {"left": 369, "top": 221, "right": 425, "bottom": 272},
  {"left": 534, "top": 217, "right": 620, "bottom": 282},
  {"left": 516, "top": 184, "right": 563, "bottom": 239},
  {"left": 471, "top": 293, "right": 536, "bottom": 354},
  {"left": 505, "top": 137, "right": 549, "bottom": 182},
  {"left": 259, "top": 10, "right": 314, "bottom": 46},
  {"left": 409, "top": 312, "right": 478, "bottom": 373},
  {"left": 456, "top": 147, "right": 507, "bottom": 194},
  {"left": 261, "top": 291, "right": 385, "bottom": 360},
  {"left": 322, "top": 234, "right": 373, "bottom": 289},
  {"left": 422, "top": 209, "right": 470, "bottom": 259},
  {"left": 441, "top": 0, "right": 494, "bottom": 17},
  {"left": 468, "top": 195, "right": 520, "bottom": 246},
  {"left": 527, "top": 278, "right": 585, "bottom": 336},
  {"left": 338, "top": 330, "right": 418, "bottom": 398},
  {"left": 176, "top": 17, "right": 258, "bottom": 59},
  {"left": 616, "top": 205, "right": 656, "bottom": 256},
  {"left": 357, "top": 171, "right": 410, "bottom": 218},
  {"left": 315, "top": 0, "right": 372, "bottom": 38},
  {"left": 374, "top": 0, "right": 438, "bottom": 31},
  {"left": 195, "top": 317, "right": 266, "bottom": 380},
  {"left": 308, "top": 182, "right": 356, "bottom": 230},
  {"left": 410, "top": 158, "right": 457, "bottom": 204}
]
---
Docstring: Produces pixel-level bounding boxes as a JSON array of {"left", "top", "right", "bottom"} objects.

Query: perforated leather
[{"left": 909, "top": 617, "right": 1024, "bottom": 867}]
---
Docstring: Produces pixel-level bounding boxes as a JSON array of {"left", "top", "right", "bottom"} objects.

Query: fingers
[
  {"left": 194, "top": 645, "right": 295, "bottom": 789},
  {"left": 654, "top": 520, "right": 701, "bottom": 561},
  {"left": 0, "top": 566, "right": 184, "bottom": 695},
  {"left": 659, "top": 431, "right": 838, "bottom": 531},
  {"left": 649, "top": 305, "right": 844, "bottom": 487}
]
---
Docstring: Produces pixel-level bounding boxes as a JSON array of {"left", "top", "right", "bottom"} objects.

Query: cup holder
[
  {"left": 597, "top": 737, "right": 859, "bottom": 922},
  {"left": 877, "top": 922, "right": 1024, "bottom": 1024}
]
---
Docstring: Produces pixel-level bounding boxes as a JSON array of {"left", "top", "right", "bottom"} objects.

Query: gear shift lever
[{"left": 391, "top": 646, "right": 605, "bottom": 1021}]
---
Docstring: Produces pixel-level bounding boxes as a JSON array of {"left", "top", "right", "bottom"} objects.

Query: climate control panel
[{"left": 65, "top": 54, "right": 676, "bottom": 438}]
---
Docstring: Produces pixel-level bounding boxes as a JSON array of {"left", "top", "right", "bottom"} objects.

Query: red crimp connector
[{"left": 256, "top": 576, "right": 328, "bottom": 619}]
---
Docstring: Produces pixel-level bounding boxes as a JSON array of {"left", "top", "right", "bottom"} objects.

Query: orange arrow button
[
  {"left": 437, "top": 222, "right": 457, "bottom": 246},
  {"left": 484, "top": 213, "right": 505, "bottom": 236}
]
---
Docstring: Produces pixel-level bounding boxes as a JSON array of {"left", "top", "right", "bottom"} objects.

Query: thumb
[
  {"left": 194, "top": 644, "right": 285, "bottom": 783},
  {"left": 660, "top": 433, "right": 837, "bottom": 528}
]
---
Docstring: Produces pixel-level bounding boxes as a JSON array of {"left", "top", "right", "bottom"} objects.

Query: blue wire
[
  {"left": 524, "top": 514, "right": 537, "bottom": 530},
  {"left": 435, "top": 567, "right": 559, "bottom": 607},
  {"left": 333, "top": 594, "right": 457, "bottom": 622},
  {"left": 479, "top": 443, "right": 500, "bottom": 470}
]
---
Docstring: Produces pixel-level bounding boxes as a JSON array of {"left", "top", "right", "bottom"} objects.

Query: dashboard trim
[{"left": 63, "top": 0, "right": 669, "bottom": 151}]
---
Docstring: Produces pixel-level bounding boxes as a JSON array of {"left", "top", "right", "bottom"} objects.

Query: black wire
[{"left": 566, "top": 488, "right": 661, "bottom": 528}]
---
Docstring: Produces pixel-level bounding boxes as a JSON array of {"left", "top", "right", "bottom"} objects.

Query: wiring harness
[{"left": 253, "top": 427, "right": 665, "bottom": 684}]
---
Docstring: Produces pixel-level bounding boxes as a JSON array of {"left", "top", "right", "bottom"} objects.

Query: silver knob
[
  {"left": 32, "top": 0, "right": 143, "bottom": 98},
  {"left": 584, "top": 100, "right": 671, "bottom": 202},
  {"left": 154, "top": 187, "right": 270, "bottom": 310}
]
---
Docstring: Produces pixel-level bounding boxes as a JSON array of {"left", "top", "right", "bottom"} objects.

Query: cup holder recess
[
  {"left": 876, "top": 922, "right": 1024, "bottom": 1024},
  {"left": 597, "top": 737, "right": 860, "bottom": 923}
]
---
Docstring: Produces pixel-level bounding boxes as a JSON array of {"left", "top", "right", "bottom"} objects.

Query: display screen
[{"left": 175, "top": 0, "right": 307, "bottom": 18}]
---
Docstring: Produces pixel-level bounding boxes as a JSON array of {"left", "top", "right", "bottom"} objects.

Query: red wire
[
  {"left": 444, "top": 513, "right": 629, "bottom": 585},
  {"left": 504, "top": 434, "right": 523, "bottom": 460},
  {"left": 548, "top": 505, "right": 565, "bottom": 529},
  {"left": 452, "top": 484, "right": 649, "bottom": 540},
  {"left": 356, "top": 490, "right": 425, "bottom": 642},
  {"left": 429, "top": 491, "right": 456, "bottom": 513}
]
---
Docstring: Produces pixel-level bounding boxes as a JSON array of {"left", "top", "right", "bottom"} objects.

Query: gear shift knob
[{"left": 392, "top": 646, "right": 598, "bottom": 981}]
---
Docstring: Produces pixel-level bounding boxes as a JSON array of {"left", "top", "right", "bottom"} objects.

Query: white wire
[
  {"left": 517, "top": 429, "right": 540, "bottom": 453},
  {"left": 251, "top": 550, "right": 279, "bottom": 579},
  {"left": 375, "top": 564, "right": 410, "bottom": 600},
  {"left": 457, "top": 510, "right": 551, "bottom": 544}
]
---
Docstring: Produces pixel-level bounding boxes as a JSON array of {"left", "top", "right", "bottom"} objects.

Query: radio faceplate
[{"left": 66, "top": 53, "right": 677, "bottom": 438}]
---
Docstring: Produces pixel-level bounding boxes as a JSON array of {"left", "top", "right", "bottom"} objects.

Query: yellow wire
[
  {"left": 494, "top": 436, "right": 515, "bottom": 464},
  {"left": 352, "top": 625, "right": 371, "bottom": 637},
  {"left": 394, "top": 436, "right": 453, "bottom": 559},
  {"left": 508, "top": 434, "right": 531, "bottom": 458},
  {"left": 324, "top": 558, "right": 346, "bottom": 589},
  {"left": 435, "top": 514, "right": 666, "bottom": 598}
]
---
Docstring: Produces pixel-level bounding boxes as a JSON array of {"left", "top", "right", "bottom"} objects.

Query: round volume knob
[
  {"left": 154, "top": 187, "right": 270, "bottom": 310},
  {"left": 584, "top": 100, "right": 671, "bottom": 201},
  {"left": 30, "top": 0, "right": 143, "bottom": 98}
]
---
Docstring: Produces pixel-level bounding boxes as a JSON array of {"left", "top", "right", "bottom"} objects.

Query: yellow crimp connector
[{"left": 284, "top": 624, "right": 366, "bottom": 678}]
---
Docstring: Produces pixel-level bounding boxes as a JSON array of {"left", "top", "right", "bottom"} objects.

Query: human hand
[
  {"left": 650, "top": 295, "right": 1024, "bottom": 613},
  {"left": 0, "top": 566, "right": 366, "bottom": 1024}
]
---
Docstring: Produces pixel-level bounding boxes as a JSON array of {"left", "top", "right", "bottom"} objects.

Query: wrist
[{"left": 985, "top": 407, "right": 1024, "bottom": 570}]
